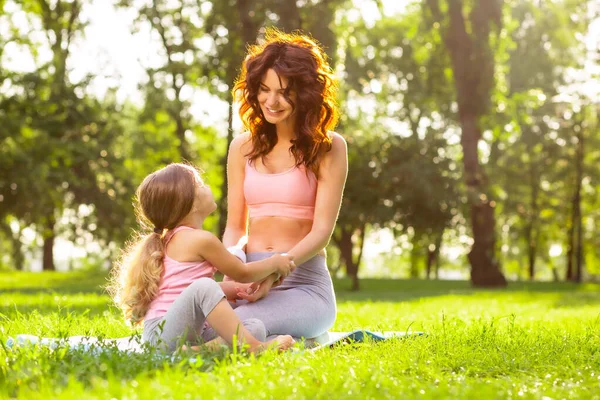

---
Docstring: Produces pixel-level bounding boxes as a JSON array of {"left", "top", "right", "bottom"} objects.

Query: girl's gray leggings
[
  {"left": 142, "top": 278, "right": 267, "bottom": 352},
  {"left": 206, "top": 253, "right": 337, "bottom": 341}
]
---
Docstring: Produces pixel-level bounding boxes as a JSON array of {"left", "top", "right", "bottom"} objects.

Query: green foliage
[
  {"left": 0, "top": 0, "right": 598, "bottom": 283},
  {"left": 0, "top": 1, "right": 135, "bottom": 269},
  {"left": 485, "top": 0, "right": 593, "bottom": 279},
  {"left": 332, "top": 8, "right": 460, "bottom": 281}
]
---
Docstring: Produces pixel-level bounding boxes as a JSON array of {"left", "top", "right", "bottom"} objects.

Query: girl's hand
[
  {"left": 269, "top": 253, "right": 296, "bottom": 277},
  {"left": 236, "top": 277, "right": 274, "bottom": 303}
]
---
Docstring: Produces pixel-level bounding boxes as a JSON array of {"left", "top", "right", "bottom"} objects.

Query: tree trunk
[
  {"left": 338, "top": 229, "right": 358, "bottom": 290},
  {"left": 236, "top": 0, "right": 260, "bottom": 43},
  {"left": 335, "top": 225, "right": 366, "bottom": 291},
  {"left": 275, "top": 0, "right": 302, "bottom": 31},
  {"left": 574, "top": 127, "right": 584, "bottom": 282},
  {"left": 428, "top": 0, "right": 506, "bottom": 287},
  {"left": 218, "top": 2, "right": 260, "bottom": 236},
  {"left": 12, "top": 232, "right": 24, "bottom": 271},
  {"left": 427, "top": 231, "right": 443, "bottom": 280},
  {"left": 42, "top": 216, "right": 56, "bottom": 271},
  {"left": 0, "top": 221, "right": 24, "bottom": 271},
  {"left": 409, "top": 232, "right": 420, "bottom": 278},
  {"left": 217, "top": 98, "right": 234, "bottom": 236},
  {"left": 527, "top": 227, "right": 536, "bottom": 281},
  {"left": 566, "top": 124, "right": 584, "bottom": 282},
  {"left": 565, "top": 225, "right": 575, "bottom": 281},
  {"left": 174, "top": 112, "right": 191, "bottom": 161},
  {"left": 525, "top": 127, "right": 540, "bottom": 281},
  {"left": 461, "top": 113, "right": 507, "bottom": 287},
  {"left": 426, "top": 248, "right": 433, "bottom": 280},
  {"left": 149, "top": 1, "right": 192, "bottom": 162}
]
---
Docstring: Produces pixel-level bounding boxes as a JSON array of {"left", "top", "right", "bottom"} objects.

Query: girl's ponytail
[{"left": 108, "top": 231, "right": 165, "bottom": 326}]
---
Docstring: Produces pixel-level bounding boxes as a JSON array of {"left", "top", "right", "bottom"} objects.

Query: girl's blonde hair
[{"left": 107, "top": 163, "right": 200, "bottom": 326}]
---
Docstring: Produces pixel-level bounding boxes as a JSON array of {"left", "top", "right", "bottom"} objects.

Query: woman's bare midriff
[{"left": 247, "top": 216, "right": 325, "bottom": 257}]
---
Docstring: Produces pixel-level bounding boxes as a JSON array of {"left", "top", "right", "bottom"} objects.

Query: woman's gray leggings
[
  {"left": 206, "top": 253, "right": 337, "bottom": 341},
  {"left": 142, "top": 278, "right": 267, "bottom": 352}
]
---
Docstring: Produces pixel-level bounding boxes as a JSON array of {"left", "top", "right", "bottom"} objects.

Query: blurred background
[{"left": 0, "top": 0, "right": 598, "bottom": 290}]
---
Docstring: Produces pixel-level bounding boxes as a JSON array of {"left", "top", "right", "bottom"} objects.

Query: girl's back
[{"left": 145, "top": 226, "right": 216, "bottom": 320}]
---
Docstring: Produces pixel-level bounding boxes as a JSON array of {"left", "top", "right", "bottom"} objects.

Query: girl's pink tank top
[{"left": 145, "top": 226, "right": 217, "bottom": 321}]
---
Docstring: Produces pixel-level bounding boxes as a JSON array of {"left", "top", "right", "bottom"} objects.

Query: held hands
[
  {"left": 235, "top": 276, "right": 275, "bottom": 303},
  {"left": 232, "top": 253, "right": 295, "bottom": 303},
  {"left": 270, "top": 253, "right": 296, "bottom": 278}
]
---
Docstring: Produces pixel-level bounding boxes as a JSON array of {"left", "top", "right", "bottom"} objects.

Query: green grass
[{"left": 1, "top": 272, "right": 600, "bottom": 399}]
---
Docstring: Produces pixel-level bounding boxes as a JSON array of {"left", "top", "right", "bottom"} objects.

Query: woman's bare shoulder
[
  {"left": 228, "top": 133, "right": 253, "bottom": 166},
  {"left": 231, "top": 132, "right": 252, "bottom": 152},
  {"left": 327, "top": 131, "right": 348, "bottom": 156}
]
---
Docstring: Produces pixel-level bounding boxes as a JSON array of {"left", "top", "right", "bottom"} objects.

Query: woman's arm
[
  {"left": 223, "top": 133, "right": 250, "bottom": 248},
  {"left": 287, "top": 133, "right": 348, "bottom": 265}
]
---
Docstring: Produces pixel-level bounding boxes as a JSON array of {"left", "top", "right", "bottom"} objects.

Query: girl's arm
[
  {"left": 287, "top": 133, "right": 348, "bottom": 265},
  {"left": 194, "top": 231, "right": 294, "bottom": 283}
]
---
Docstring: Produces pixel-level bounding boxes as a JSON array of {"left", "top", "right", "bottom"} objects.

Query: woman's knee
[{"left": 242, "top": 318, "right": 266, "bottom": 342}]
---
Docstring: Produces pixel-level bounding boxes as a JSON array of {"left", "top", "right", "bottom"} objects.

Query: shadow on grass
[
  {"left": 3, "top": 272, "right": 600, "bottom": 310},
  {"left": 0, "top": 303, "right": 117, "bottom": 319},
  {"left": 0, "top": 271, "right": 109, "bottom": 294},
  {"left": 333, "top": 278, "right": 600, "bottom": 307},
  {"left": 554, "top": 292, "right": 600, "bottom": 308}
]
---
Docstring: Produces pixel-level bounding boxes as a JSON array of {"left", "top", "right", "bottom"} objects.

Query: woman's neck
[{"left": 275, "top": 119, "right": 296, "bottom": 142}]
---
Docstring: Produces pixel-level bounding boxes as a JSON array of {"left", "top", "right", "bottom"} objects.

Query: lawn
[{"left": 1, "top": 271, "right": 599, "bottom": 399}]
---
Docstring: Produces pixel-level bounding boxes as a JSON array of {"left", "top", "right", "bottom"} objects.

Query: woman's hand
[
  {"left": 271, "top": 274, "right": 285, "bottom": 288},
  {"left": 269, "top": 253, "right": 296, "bottom": 277},
  {"left": 219, "top": 281, "right": 250, "bottom": 302},
  {"left": 235, "top": 276, "right": 276, "bottom": 303}
]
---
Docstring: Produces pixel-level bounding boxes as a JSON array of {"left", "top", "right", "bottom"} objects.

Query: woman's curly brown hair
[{"left": 233, "top": 28, "right": 340, "bottom": 175}]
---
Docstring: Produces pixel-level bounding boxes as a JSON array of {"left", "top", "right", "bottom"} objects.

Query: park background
[
  {"left": 1, "top": 0, "right": 600, "bottom": 398},
  {"left": 1, "top": 0, "right": 600, "bottom": 288}
]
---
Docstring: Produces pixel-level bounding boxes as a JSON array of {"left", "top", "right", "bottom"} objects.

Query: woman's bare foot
[{"left": 182, "top": 335, "right": 295, "bottom": 353}]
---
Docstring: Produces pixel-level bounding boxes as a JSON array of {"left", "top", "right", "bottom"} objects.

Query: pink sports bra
[{"left": 244, "top": 160, "right": 317, "bottom": 220}]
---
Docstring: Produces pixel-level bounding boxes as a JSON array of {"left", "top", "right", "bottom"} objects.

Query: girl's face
[
  {"left": 258, "top": 69, "right": 296, "bottom": 125},
  {"left": 192, "top": 176, "right": 217, "bottom": 217}
]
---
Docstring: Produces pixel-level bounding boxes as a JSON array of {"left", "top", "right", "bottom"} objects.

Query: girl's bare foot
[{"left": 250, "top": 335, "right": 295, "bottom": 353}]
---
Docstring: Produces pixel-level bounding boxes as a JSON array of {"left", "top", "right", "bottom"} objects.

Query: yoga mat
[
  {"left": 5, "top": 330, "right": 425, "bottom": 353},
  {"left": 307, "top": 330, "right": 425, "bottom": 351}
]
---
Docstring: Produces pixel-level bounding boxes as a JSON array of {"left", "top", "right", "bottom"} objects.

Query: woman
[{"left": 222, "top": 29, "right": 348, "bottom": 340}]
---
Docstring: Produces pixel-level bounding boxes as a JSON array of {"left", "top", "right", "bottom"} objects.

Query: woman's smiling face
[{"left": 257, "top": 68, "right": 296, "bottom": 125}]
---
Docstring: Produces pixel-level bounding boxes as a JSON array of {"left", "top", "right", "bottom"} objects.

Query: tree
[
  {"left": 201, "top": 0, "right": 268, "bottom": 235},
  {"left": 331, "top": 8, "right": 459, "bottom": 286},
  {"left": 0, "top": 0, "right": 133, "bottom": 270},
  {"left": 425, "top": 0, "right": 507, "bottom": 286},
  {"left": 487, "top": 0, "right": 590, "bottom": 280}
]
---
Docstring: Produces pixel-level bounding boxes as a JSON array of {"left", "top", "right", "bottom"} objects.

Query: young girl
[{"left": 108, "top": 163, "right": 296, "bottom": 353}]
